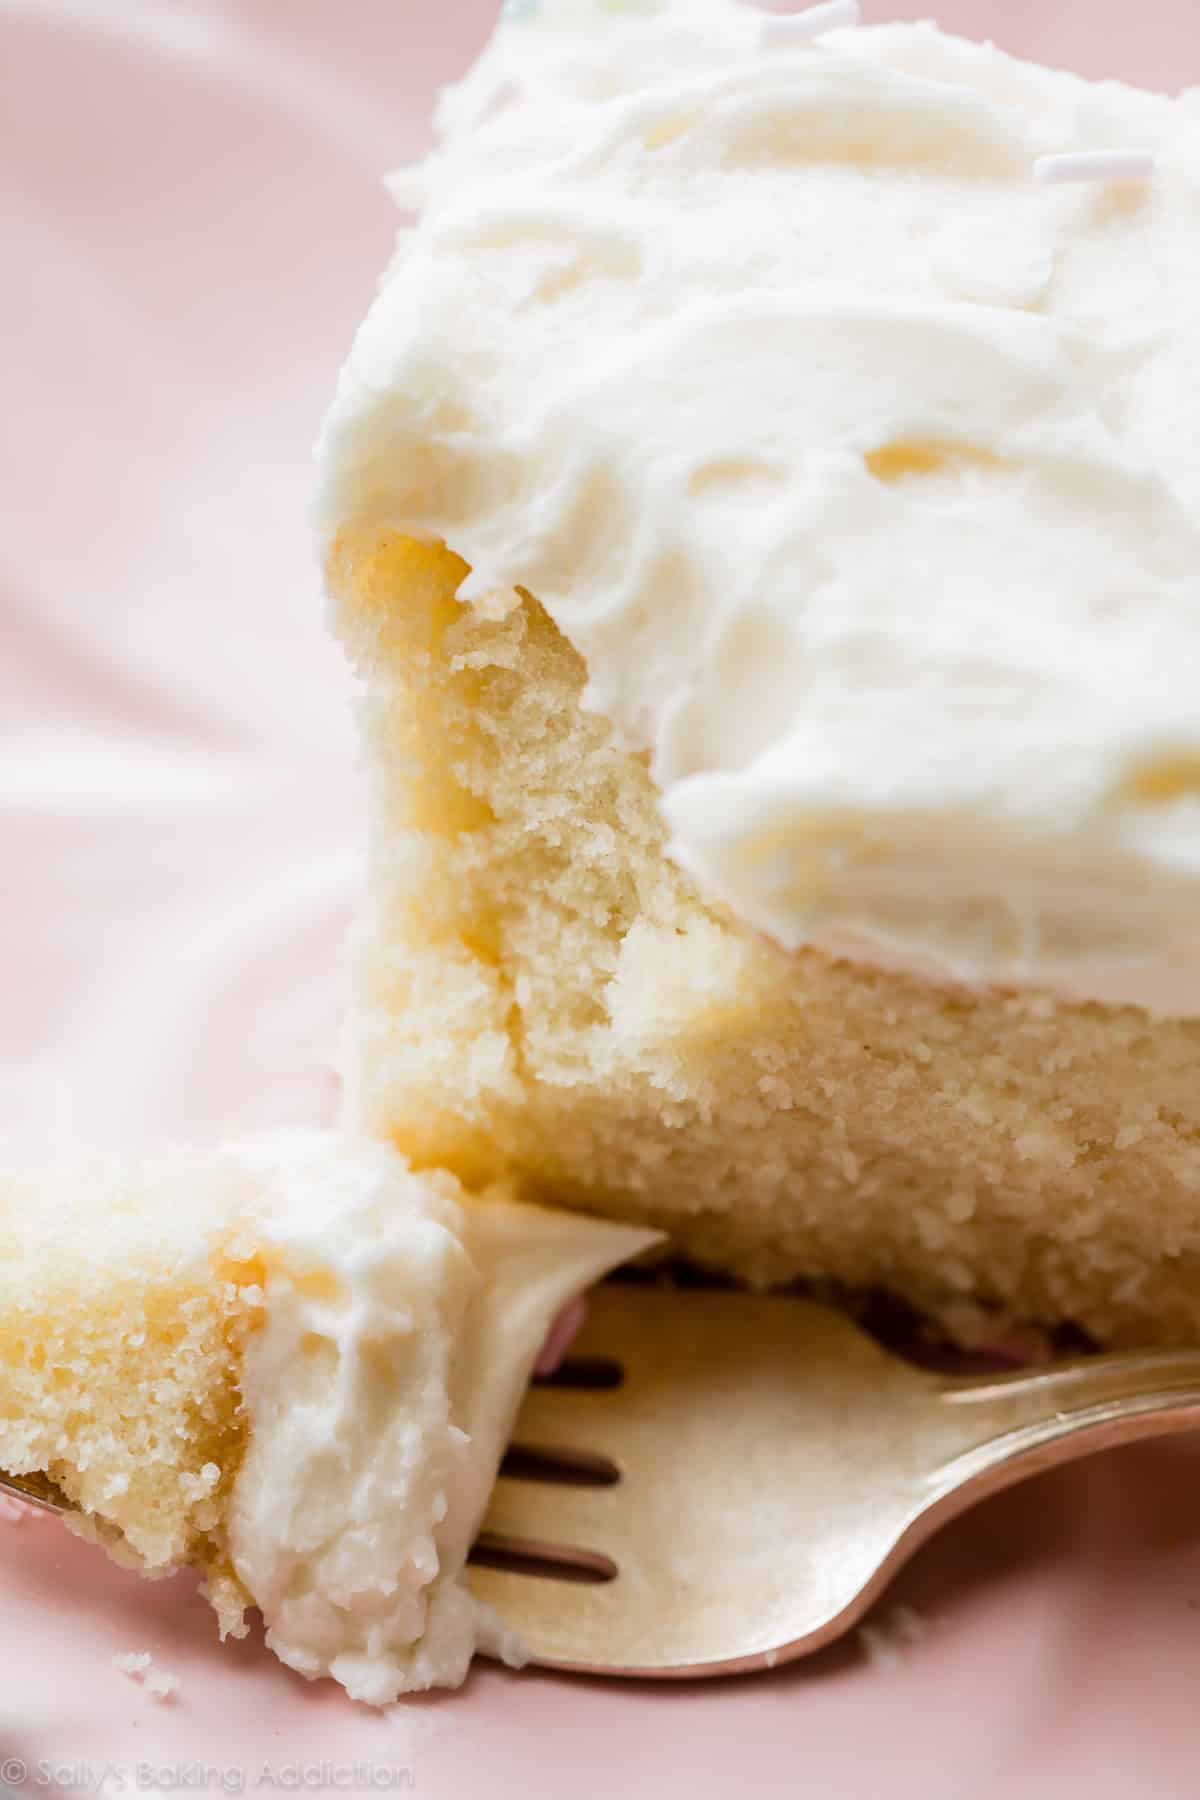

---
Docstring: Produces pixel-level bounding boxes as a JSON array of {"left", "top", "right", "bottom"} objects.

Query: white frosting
[
  {"left": 317, "top": 1, "right": 1200, "bottom": 1013},
  {"left": 226, "top": 1133, "right": 656, "bottom": 1704}
]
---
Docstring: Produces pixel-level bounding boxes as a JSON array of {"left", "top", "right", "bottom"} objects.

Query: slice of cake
[
  {"left": 0, "top": 1131, "right": 655, "bottom": 1702},
  {"left": 317, "top": 2, "right": 1200, "bottom": 1349}
]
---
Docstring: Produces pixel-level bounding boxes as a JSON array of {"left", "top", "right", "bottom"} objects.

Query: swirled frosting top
[{"left": 317, "top": 1, "right": 1200, "bottom": 1012}]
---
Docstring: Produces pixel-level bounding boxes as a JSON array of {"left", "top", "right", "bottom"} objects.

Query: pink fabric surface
[{"left": 4, "top": 1, "right": 1200, "bottom": 1793}]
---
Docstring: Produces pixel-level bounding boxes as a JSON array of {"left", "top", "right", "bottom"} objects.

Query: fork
[
  {"left": 6, "top": 1284, "right": 1200, "bottom": 1680},
  {"left": 468, "top": 1283, "right": 1200, "bottom": 1677}
]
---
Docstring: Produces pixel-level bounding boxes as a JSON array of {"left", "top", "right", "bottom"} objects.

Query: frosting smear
[{"left": 227, "top": 1134, "right": 657, "bottom": 1703}]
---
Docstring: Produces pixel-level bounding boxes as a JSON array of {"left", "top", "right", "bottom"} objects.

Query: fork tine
[
  {"left": 468, "top": 1559, "right": 629, "bottom": 1663},
  {"left": 482, "top": 1471, "right": 621, "bottom": 1549},
  {"left": 508, "top": 1383, "right": 622, "bottom": 1454},
  {"left": 566, "top": 1281, "right": 651, "bottom": 1365},
  {"left": 473, "top": 1286, "right": 936, "bottom": 1677}
]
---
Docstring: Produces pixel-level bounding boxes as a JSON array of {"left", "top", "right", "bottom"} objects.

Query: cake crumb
[
  {"left": 145, "top": 1668, "right": 179, "bottom": 1703},
  {"left": 113, "top": 1651, "right": 152, "bottom": 1677},
  {"left": 113, "top": 1650, "right": 179, "bottom": 1703},
  {"left": 858, "top": 1604, "right": 928, "bottom": 1671}
]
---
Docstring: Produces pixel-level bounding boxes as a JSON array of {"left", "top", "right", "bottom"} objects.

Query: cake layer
[
  {"left": 0, "top": 1143, "right": 263, "bottom": 1634},
  {"left": 0, "top": 1131, "right": 655, "bottom": 1701},
  {"left": 329, "top": 530, "right": 1200, "bottom": 1350}
]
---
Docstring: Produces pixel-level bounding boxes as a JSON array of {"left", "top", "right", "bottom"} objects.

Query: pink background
[{"left": 4, "top": 2, "right": 1200, "bottom": 1794}]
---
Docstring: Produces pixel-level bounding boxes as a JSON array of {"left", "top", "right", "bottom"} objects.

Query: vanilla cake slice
[
  {"left": 0, "top": 1132, "right": 652, "bottom": 1701},
  {"left": 318, "top": 3, "right": 1200, "bottom": 1348}
]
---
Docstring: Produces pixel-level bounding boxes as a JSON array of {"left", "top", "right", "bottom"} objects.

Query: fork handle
[{"left": 930, "top": 1347, "right": 1200, "bottom": 1502}]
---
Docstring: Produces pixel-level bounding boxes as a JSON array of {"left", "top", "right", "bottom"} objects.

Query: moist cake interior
[{"left": 330, "top": 525, "right": 1200, "bottom": 1350}]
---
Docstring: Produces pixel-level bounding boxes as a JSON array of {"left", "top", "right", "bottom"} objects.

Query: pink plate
[{"left": 4, "top": 2, "right": 1200, "bottom": 1794}]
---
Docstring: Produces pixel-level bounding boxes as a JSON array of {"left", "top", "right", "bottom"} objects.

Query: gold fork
[
  {"left": 6, "top": 1284, "right": 1200, "bottom": 1679},
  {"left": 468, "top": 1283, "right": 1200, "bottom": 1677}
]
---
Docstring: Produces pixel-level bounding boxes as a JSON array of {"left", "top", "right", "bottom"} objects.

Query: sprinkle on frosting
[
  {"left": 1034, "top": 149, "right": 1155, "bottom": 183},
  {"left": 759, "top": 0, "right": 861, "bottom": 45},
  {"left": 384, "top": 166, "right": 427, "bottom": 213}
]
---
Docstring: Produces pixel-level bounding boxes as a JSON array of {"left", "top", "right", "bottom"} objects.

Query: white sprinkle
[
  {"left": 385, "top": 163, "right": 429, "bottom": 213},
  {"left": 479, "top": 78, "right": 522, "bottom": 124},
  {"left": 1034, "top": 150, "right": 1155, "bottom": 185},
  {"left": 760, "top": 0, "right": 860, "bottom": 48}
]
